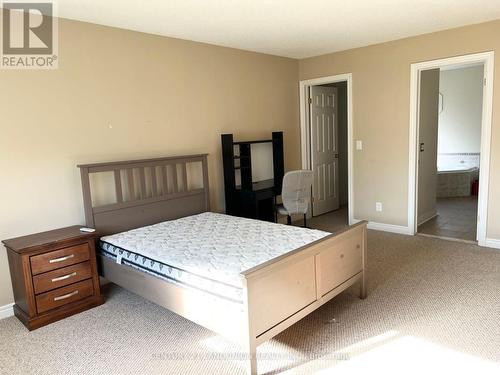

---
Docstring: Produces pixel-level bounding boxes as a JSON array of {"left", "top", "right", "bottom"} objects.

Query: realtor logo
[{"left": 1, "top": 2, "right": 58, "bottom": 69}]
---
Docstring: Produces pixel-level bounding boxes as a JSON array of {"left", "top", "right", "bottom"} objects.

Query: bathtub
[{"left": 437, "top": 167, "right": 479, "bottom": 198}]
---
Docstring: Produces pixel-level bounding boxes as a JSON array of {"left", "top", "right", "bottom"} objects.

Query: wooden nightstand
[{"left": 2, "top": 226, "right": 104, "bottom": 330}]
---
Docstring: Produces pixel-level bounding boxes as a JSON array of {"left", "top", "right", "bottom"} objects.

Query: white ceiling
[{"left": 54, "top": 0, "right": 500, "bottom": 59}]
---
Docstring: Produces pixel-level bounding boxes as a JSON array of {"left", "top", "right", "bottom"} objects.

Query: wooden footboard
[{"left": 240, "top": 221, "right": 367, "bottom": 374}]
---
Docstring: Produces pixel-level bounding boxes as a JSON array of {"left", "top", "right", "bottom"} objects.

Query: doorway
[
  {"left": 409, "top": 52, "right": 494, "bottom": 245},
  {"left": 299, "top": 74, "right": 354, "bottom": 230}
]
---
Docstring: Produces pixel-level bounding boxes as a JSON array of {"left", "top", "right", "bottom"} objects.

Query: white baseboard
[
  {"left": 367, "top": 221, "right": 413, "bottom": 235},
  {"left": 352, "top": 219, "right": 500, "bottom": 248},
  {"left": 0, "top": 303, "right": 14, "bottom": 320},
  {"left": 481, "top": 238, "right": 500, "bottom": 249},
  {"left": 351, "top": 219, "right": 412, "bottom": 235}
]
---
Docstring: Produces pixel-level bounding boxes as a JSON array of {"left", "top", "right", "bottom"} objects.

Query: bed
[{"left": 78, "top": 154, "right": 367, "bottom": 375}]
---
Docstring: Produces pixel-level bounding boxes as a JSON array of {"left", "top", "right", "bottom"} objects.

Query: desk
[{"left": 229, "top": 179, "right": 277, "bottom": 222}]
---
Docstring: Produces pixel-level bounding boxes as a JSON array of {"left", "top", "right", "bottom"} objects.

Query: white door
[
  {"left": 310, "top": 85, "right": 340, "bottom": 216},
  {"left": 417, "top": 69, "right": 440, "bottom": 226}
]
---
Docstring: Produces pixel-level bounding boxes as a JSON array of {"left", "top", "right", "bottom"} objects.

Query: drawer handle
[
  {"left": 51, "top": 272, "right": 77, "bottom": 283},
  {"left": 53, "top": 290, "right": 78, "bottom": 301},
  {"left": 49, "top": 254, "right": 74, "bottom": 263}
]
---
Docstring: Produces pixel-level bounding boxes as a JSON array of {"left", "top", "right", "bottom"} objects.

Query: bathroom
[{"left": 418, "top": 63, "right": 484, "bottom": 242}]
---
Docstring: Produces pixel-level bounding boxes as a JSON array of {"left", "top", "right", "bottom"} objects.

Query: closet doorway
[{"left": 299, "top": 74, "right": 354, "bottom": 230}]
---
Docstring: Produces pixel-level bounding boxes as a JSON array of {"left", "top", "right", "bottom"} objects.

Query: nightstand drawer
[
  {"left": 36, "top": 279, "right": 94, "bottom": 314},
  {"left": 30, "top": 243, "right": 90, "bottom": 275},
  {"left": 33, "top": 261, "right": 92, "bottom": 294}
]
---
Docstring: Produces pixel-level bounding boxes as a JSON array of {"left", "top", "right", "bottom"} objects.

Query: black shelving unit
[{"left": 221, "top": 132, "right": 284, "bottom": 222}]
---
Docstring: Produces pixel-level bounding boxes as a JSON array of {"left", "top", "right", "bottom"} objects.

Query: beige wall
[
  {"left": 0, "top": 18, "right": 299, "bottom": 306},
  {"left": 299, "top": 20, "right": 500, "bottom": 235}
]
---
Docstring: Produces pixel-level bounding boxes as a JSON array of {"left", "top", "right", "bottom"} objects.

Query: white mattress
[{"left": 99, "top": 212, "right": 330, "bottom": 302}]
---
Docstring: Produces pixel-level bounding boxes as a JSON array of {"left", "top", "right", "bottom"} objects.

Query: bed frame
[{"left": 78, "top": 154, "right": 367, "bottom": 375}]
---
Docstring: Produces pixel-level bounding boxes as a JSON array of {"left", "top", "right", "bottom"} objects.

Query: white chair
[{"left": 276, "top": 170, "right": 314, "bottom": 227}]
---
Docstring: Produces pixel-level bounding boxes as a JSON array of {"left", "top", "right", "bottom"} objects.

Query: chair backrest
[{"left": 281, "top": 170, "right": 314, "bottom": 215}]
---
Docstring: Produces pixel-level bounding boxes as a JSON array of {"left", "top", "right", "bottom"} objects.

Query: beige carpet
[{"left": 1, "top": 230, "right": 499, "bottom": 375}]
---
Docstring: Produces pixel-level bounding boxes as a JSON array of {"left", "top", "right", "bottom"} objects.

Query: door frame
[
  {"left": 299, "top": 73, "right": 354, "bottom": 225},
  {"left": 408, "top": 51, "right": 494, "bottom": 245}
]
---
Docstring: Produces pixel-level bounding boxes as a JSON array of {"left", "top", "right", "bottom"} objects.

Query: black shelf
[
  {"left": 233, "top": 139, "right": 272, "bottom": 145},
  {"left": 221, "top": 132, "right": 284, "bottom": 222}
]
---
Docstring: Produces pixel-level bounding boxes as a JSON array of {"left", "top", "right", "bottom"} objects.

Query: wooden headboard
[{"left": 78, "top": 154, "right": 209, "bottom": 235}]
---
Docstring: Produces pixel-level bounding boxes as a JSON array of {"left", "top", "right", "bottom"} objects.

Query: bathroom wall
[{"left": 437, "top": 65, "right": 484, "bottom": 171}]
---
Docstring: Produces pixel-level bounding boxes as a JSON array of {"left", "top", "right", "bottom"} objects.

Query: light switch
[{"left": 356, "top": 140, "right": 363, "bottom": 150}]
